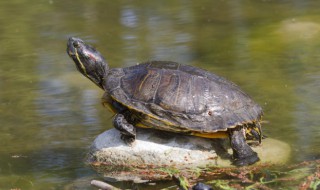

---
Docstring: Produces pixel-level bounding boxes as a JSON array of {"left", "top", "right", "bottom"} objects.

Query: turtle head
[{"left": 67, "top": 37, "right": 109, "bottom": 89}]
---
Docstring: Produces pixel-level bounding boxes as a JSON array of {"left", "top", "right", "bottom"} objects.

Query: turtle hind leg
[
  {"left": 229, "top": 127, "right": 260, "bottom": 166},
  {"left": 113, "top": 113, "right": 136, "bottom": 146}
]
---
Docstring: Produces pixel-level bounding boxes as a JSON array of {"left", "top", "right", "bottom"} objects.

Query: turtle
[{"left": 66, "top": 37, "right": 263, "bottom": 166}]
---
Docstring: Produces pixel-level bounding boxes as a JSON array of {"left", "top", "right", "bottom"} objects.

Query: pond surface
[{"left": 0, "top": 0, "right": 319, "bottom": 189}]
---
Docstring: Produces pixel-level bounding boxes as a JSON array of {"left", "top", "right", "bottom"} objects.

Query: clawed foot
[
  {"left": 232, "top": 152, "right": 260, "bottom": 166},
  {"left": 120, "top": 134, "right": 136, "bottom": 146},
  {"left": 230, "top": 127, "right": 260, "bottom": 166},
  {"left": 113, "top": 113, "right": 137, "bottom": 146}
]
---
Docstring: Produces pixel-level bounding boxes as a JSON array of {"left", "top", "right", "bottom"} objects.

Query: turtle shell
[{"left": 104, "top": 61, "right": 262, "bottom": 134}]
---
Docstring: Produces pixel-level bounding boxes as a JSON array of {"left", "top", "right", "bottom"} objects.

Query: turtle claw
[
  {"left": 120, "top": 134, "right": 136, "bottom": 146},
  {"left": 232, "top": 152, "right": 260, "bottom": 166}
]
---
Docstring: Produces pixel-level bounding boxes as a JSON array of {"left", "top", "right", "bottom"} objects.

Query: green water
[{"left": 0, "top": 0, "right": 319, "bottom": 189}]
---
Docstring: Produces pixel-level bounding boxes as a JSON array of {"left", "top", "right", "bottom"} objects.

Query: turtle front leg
[
  {"left": 229, "top": 127, "right": 260, "bottom": 166},
  {"left": 113, "top": 113, "right": 136, "bottom": 146}
]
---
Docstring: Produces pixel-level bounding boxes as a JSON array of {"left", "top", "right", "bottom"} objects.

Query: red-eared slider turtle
[{"left": 67, "top": 37, "right": 263, "bottom": 166}]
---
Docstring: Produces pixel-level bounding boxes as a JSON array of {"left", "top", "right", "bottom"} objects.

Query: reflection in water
[
  {"left": 145, "top": 8, "right": 194, "bottom": 63},
  {"left": 81, "top": 90, "right": 100, "bottom": 125},
  {"left": 37, "top": 79, "right": 73, "bottom": 121},
  {"left": 121, "top": 6, "right": 140, "bottom": 65},
  {"left": 121, "top": 6, "right": 139, "bottom": 28},
  {"left": 120, "top": 3, "right": 194, "bottom": 66},
  {"left": 294, "top": 64, "right": 320, "bottom": 160},
  {"left": 36, "top": 54, "right": 102, "bottom": 143},
  {"left": 228, "top": 1, "right": 251, "bottom": 67}
]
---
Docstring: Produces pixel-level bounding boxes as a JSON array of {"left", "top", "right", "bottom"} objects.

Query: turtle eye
[{"left": 73, "top": 41, "right": 80, "bottom": 48}]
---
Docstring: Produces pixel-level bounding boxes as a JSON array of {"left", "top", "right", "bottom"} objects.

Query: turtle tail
[{"left": 245, "top": 122, "right": 262, "bottom": 144}]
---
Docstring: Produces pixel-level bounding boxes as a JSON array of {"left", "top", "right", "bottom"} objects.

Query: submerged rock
[{"left": 88, "top": 128, "right": 290, "bottom": 182}]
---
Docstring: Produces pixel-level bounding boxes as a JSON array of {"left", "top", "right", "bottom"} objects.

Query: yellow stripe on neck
[{"left": 75, "top": 48, "right": 88, "bottom": 76}]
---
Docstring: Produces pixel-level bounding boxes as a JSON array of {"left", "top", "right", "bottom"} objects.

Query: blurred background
[{"left": 0, "top": 0, "right": 319, "bottom": 189}]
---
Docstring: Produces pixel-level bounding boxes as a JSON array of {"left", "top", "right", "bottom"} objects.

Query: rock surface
[{"left": 88, "top": 128, "right": 290, "bottom": 182}]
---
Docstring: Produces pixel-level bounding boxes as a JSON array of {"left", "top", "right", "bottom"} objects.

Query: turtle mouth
[
  {"left": 67, "top": 38, "right": 75, "bottom": 56},
  {"left": 67, "top": 49, "right": 75, "bottom": 56}
]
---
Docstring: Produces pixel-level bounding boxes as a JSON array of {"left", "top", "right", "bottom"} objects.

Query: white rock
[{"left": 88, "top": 128, "right": 290, "bottom": 182}]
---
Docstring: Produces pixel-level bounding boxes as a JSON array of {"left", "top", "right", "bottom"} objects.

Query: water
[{"left": 0, "top": 0, "right": 319, "bottom": 189}]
